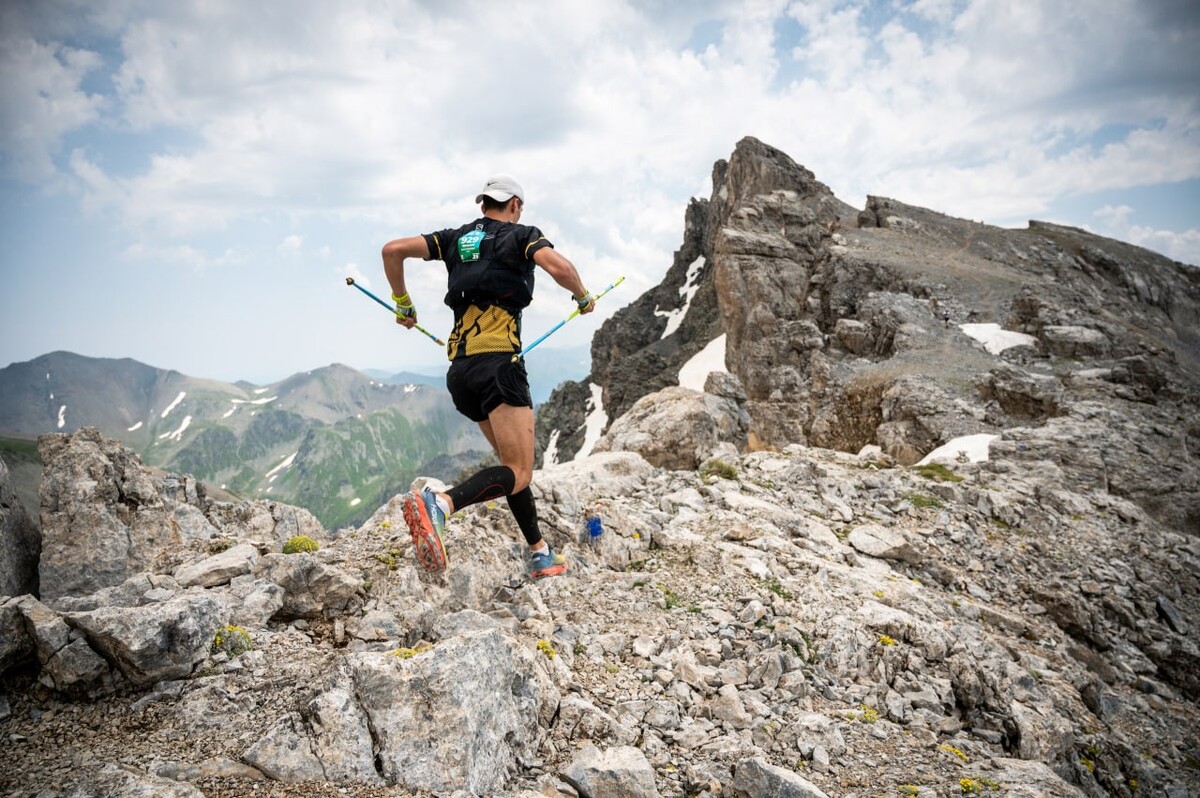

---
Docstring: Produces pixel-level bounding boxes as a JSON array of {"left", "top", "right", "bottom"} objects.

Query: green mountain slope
[{"left": 0, "top": 353, "right": 488, "bottom": 528}]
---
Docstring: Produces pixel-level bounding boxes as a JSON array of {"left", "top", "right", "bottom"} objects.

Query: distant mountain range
[{"left": 0, "top": 352, "right": 495, "bottom": 529}]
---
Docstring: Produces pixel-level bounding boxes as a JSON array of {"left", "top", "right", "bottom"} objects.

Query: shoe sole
[
  {"left": 530, "top": 563, "right": 567, "bottom": 580},
  {"left": 402, "top": 492, "right": 447, "bottom": 573}
]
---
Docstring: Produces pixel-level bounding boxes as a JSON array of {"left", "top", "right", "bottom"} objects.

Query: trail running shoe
[
  {"left": 529, "top": 546, "right": 567, "bottom": 580},
  {"left": 402, "top": 487, "right": 447, "bottom": 573}
]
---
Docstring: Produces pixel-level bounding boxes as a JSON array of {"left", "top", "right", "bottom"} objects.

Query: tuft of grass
[
  {"left": 206, "top": 538, "right": 236, "bottom": 555},
  {"left": 914, "top": 463, "right": 964, "bottom": 482},
  {"left": 905, "top": 493, "right": 943, "bottom": 509},
  {"left": 763, "top": 578, "right": 794, "bottom": 601},
  {"left": 699, "top": 459, "right": 738, "bottom": 480}
]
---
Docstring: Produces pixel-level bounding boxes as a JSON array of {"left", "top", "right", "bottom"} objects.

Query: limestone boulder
[
  {"left": 66, "top": 593, "right": 223, "bottom": 686},
  {"left": 593, "top": 385, "right": 749, "bottom": 470},
  {"left": 37, "top": 428, "right": 220, "bottom": 600},
  {"left": 562, "top": 744, "right": 660, "bottom": 798},
  {"left": 0, "top": 455, "right": 40, "bottom": 597},
  {"left": 253, "top": 553, "right": 359, "bottom": 620},
  {"left": 343, "top": 628, "right": 557, "bottom": 795}
]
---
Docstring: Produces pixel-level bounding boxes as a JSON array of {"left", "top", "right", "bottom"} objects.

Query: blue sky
[{"left": 2, "top": 0, "right": 1197, "bottom": 384}]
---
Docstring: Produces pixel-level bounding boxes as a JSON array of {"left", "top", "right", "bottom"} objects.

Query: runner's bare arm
[
  {"left": 533, "top": 247, "right": 595, "bottom": 313},
  {"left": 382, "top": 236, "right": 432, "bottom": 326}
]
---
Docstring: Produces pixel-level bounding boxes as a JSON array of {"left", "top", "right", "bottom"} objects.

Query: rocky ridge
[
  {"left": 1, "top": 421, "right": 1197, "bottom": 798},
  {"left": 538, "top": 137, "right": 1200, "bottom": 536}
]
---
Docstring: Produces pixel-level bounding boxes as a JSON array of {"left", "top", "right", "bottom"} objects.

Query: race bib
[{"left": 458, "top": 228, "right": 486, "bottom": 262}]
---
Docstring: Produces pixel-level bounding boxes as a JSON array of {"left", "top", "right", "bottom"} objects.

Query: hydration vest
[{"left": 443, "top": 220, "right": 536, "bottom": 313}]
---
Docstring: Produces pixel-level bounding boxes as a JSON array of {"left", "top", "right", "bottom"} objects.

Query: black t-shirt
[{"left": 422, "top": 218, "right": 553, "bottom": 360}]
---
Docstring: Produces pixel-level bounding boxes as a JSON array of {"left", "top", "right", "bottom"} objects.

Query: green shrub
[
  {"left": 211, "top": 625, "right": 253, "bottom": 657},
  {"left": 282, "top": 534, "right": 320, "bottom": 554}
]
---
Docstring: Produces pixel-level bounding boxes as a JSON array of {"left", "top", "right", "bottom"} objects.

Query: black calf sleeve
[
  {"left": 447, "top": 465, "right": 516, "bottom": 511},
  {"left": 506, "top": 487, "right": 542, "bottom": 547}
]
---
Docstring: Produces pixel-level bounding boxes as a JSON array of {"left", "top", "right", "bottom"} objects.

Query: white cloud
[
  {"left": 0, "top": 29, "right": 105, "bottom": 180},
  {"left": 1094, "top": 204, "right": 1200, "bottom": 266},
  {"left": 3, "top": 0, "right": 1199, "bottom": 288}
]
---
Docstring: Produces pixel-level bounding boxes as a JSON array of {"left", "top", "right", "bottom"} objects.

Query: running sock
[
  {"left": 506, "top": 487, "right": 542, "bottom": 547},
  {"left": 446, "top": 465, "right": 516, "bottom": 512}
]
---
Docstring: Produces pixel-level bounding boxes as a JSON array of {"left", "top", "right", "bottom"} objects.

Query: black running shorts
[{"left": 446, "top": 353, "right": 532, "bottom": 422}]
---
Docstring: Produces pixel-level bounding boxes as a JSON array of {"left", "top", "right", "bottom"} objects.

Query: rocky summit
[{"left": 1, "top": 138, "right": 1199, "bottom": 798}]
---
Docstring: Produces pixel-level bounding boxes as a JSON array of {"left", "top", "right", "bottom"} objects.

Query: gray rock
[
  {"left": 562, "top": 744, "right": 660, "bottom": 798},
  {"left": 241, "top": 712, "right": 326, "bottom": 782},
  {"left": 205, "top": 500, "right": 325, "bottom": 549},
  {"left": 593, "top": 385, "right": 749, "bottom": 471},
  {"left": 0, "top": 598, "right": 35, "bottom": 674},
  {"left": 847, "top": 523, "right": 920, "bottom": 563},
  {"left": 10, "top": 595, "right": 107, "bottom": 690},
  {"left": 557, "top": 694, "right": 638, "bottom": 745},
  {"left": 1040, "top": 325, "right": 1110, "bottom": 358},
  {"left": 0, "top": 456, "right": 40, "bottom": 597},
  {"left": 307, "top": 686, "right": 382, "bottom": 784},
  {"left": 345, "top": 628, "right": 555, "bottom": 795},
  {"left": 66, "top": 593, "right": 223, "bottom": 686},
  {"left": 1157, "top": 595, "right": 1188, "bottom": 635},
  {"left": 174, "top": 543, "right": 259, "bottom": 588},
  {"left": 67, "top": 763, "right": 205, "bottom": 797},
  {"left": 254, "top": 552, "right": 359, "bottom": 619},
  {"left": 731, "top": 756, "right": 829, "bottom": 798},
  {"left": 37, "top": 428, "right": 220, "bottom": 600}
]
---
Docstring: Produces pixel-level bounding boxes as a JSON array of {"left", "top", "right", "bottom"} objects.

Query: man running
[{"left": 381, "top": 174, "right": 594, "bottom": 579}]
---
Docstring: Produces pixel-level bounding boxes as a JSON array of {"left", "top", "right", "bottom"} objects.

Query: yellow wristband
[{"left": 391, "top": 292, "right": 413, "bottom": 308}]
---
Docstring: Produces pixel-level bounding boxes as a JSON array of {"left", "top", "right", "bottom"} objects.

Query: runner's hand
[
  {"left": 574, "top": 292, "right": 596, "bottom": 314},
  {"left": 393, "top": 293, "right": 417, "bottom": 327}
]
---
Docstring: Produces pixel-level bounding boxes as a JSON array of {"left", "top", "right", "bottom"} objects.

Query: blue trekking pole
[
  {"left": 513, "top": 276, "right": 625, "bottom": 362},
  {"left": 345, "top": 277, "right": 445, "bottom": 347}
]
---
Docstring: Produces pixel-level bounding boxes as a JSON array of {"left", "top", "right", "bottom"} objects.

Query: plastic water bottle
[{"left": 585, "top": 513, "right": 603, "bottom": 547}]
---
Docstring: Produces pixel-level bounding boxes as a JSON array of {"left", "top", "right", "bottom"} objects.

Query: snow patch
[
  {"left": 918, "top": 433, "right": 997, "bottom": 466},
  {"left": 253, "top": 387, "right": 270, "bottom": 394},
  {"left": 404, "top": 384, "right": 418, "bottom": 394},
  {"left": 222, "top": 406, "right": 237, "bottom": 418},
  {"left": 543, "top": 429, "right": 561, "bottom": 468},
  {"left": 960, "top": 323, "right": 1037, "bottom": 355},
  {"left": 158, "top": 415, "right": 192, "bottom": 442},
  {"left": 57, "top": 405, "right": 66, "bottom": 429},
  {"left": 230, "top": 396, "right": 277, "bottom": 406},
  {"left": 127, "top": 421, "right": 144, "bottom": 432},
  {"left": 655, "top": 256, "right": 706, "bottom": 340},
  {"left": 266, "top": 452, "right": 298, "bottom": 481},
  {"left": 349, "top": 498, "right": 362, "bottom": 507},
  {"left": 161, "top": 391, "right": 187, "bottom": 418},
  {"left": 576, "top": 383, "right": 608, "bottom": 460},
  {"left": 678, "top": 334, "right": 728, "bottom": 391}
]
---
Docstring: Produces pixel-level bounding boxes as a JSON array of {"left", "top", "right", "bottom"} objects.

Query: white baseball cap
[{"left": 475, "top": 174, "right": 525, "bottom": 204}]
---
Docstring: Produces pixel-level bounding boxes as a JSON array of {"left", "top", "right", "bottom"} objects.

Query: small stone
[{"left": 1156, "top": 596, "right": 1187, "bottom": 634}]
